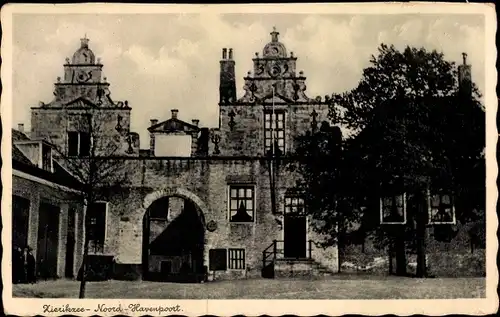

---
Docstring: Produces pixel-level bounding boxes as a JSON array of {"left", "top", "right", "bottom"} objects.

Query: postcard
[{"left": 1, "top": 2, "right": 497, "bottom": 316}]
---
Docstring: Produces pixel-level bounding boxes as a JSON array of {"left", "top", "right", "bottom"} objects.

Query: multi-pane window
[
  {"left": 68, "top": 131, "right": 91, "bottom": 157},
  {"left": 284, "top": 196, "right": 305, "bottom": 215},
  {"left": 228, "top": 248, "right": 245, "bottom": 270},
  {"left": 264, "top": 111, "right": 285, "bottom": 155},
  {"left": 428, "top": 193, "right": 455, "bottom": 224},
  {"left": 87, "top": 202, "right": 107, "bottom": 253},
  {"left": 229, "top": 185, "right": 255, "bottom": 222},
  {"left": 380, "top": 194, "right": 406, "bottom": 224}
]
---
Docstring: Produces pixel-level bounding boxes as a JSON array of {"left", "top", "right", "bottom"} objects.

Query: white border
[
  {"left": 380, "top": 193, "right": 407, "bottom": 225},
  {"left": 227, "top": 184, "right": 256, "bottom": 224},
  {"left": 427, "top": 190, "right": 457, "bottom": 225},
  {"left": 1, "top": 3, "right": 498, "bottom": 316}
]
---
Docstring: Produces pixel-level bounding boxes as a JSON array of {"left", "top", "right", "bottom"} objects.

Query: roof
[
  {"left": 12, "top": 129, "right": 30, "bottom": 141},
  {"left": 11, "top": 129, "right": 83, "bottom": 190}
]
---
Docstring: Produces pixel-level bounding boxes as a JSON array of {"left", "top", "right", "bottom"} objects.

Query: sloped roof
[{"left": 12, "top": 129, "right": 30, "bottom": 141}]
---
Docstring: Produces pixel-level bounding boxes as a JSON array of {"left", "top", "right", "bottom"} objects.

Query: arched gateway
[{"left": 142, "top": 187, "right": 208, "bottom": 282}]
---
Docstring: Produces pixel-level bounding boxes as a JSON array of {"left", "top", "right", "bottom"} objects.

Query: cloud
[{"left": 10, "top": 13, "right": 486, "bottom": 148}]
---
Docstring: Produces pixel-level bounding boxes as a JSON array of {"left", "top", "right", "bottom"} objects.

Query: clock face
[
  {"left": 74, "top": 70, "right": 93, "bottom": 83},
  {"left": 267, "top": 61, "right": 283, "bottom": 78},
  {"left": 270, "top": 66, "right": 281, "bottom": 77}
]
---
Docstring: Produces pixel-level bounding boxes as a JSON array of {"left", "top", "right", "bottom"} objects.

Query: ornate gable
[
  {"left": 235, "top": 28, "right": 314, "bottom": 105},
  {"left": 64, "top": 96, "right": 98, "bottom": 109},
  {"left": 148, "top": 118, "right": 199, "bottom": 134}
]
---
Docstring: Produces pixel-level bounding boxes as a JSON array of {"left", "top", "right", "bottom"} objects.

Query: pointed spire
[
  {"left": 270, "top": 26, "right": 279, "bottom": 42},
  {"left": 80, "top": 34, "right": 89, "bottom": 48}
]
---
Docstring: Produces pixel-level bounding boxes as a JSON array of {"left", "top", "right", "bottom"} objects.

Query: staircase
[{"left": 261, "top": 240, "right": 336, "bottom": 279}]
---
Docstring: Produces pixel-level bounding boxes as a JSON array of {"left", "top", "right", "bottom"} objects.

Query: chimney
[
  {"left": 192, "top": 119, "right": 199, "bottom": 127},
  {"left": 171, "top": 109, "right": 179, "bottom": 119},
  {"left": 150, "top": 119, "right": 158, "bottom": 127},
  {"left": 18, "top": 123, "right": 24, "bottom": 132},
  {"left": 220, "top": 48, "right": 237, "bottom": 104},
  {"left": 458, "top": 52, "right": 472, "bottom": 97}
]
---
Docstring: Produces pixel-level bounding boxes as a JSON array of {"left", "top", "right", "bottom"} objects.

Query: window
[
  {"left": 41, "top": 143, "right": 53, "bottom": 172},
  {"left": 229, "top": 185, "right": 255, "bottom": 222},
  {"left": 428, "top": 193, "right": 455, "bottom": 224},
  {"left": 87, "top": 202, "right": 107, "bottom": 253},
  {"left": 228, "top": 248, "right": 245, "bottom": 270},
  {"left": 284, "top": 196, "right": 305, "bottom": 215},
  {"left": 380, "top": 194, "right": 406, "bottom": 224},
  {"left": 264, "top": 111, "right": 285, "bottom": 155},
  {"left": 68, "top": 131, "right": 91, "bottom": 157}
]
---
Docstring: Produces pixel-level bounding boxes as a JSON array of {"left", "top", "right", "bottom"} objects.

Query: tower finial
[
  {"left": 271, "top": 26, "right": 279, "bottom": 42},
  {"left": 462, "top": 52, "right": 468, "bottom": 65},
  {"left": 80, "top": 34, "right": 89, "bottom": 48}
]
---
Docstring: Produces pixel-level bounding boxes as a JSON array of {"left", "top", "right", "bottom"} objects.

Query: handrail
[{"left": 262, "top": 239, "right": 315, "bottom": 269}]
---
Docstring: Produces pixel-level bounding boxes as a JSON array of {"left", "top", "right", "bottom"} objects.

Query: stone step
[{"left": 272, "top": 258, "right": 336, "bottom": 278}]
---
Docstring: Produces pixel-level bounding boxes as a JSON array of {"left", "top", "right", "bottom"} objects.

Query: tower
[
  {"left": 458, "top": 52, "right": 472, "bottom": 98},
  {"left": 30, "top": 36, "right": 138, "bottom": 156},
  {"left": 53, "top": 36, "right": 112, "bottom": 106},
  {"left": 219, "top": 48, "right": 237, "bottom": 104}
]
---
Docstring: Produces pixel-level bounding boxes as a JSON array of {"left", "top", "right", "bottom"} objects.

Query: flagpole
[
  {"left": 269, "top": 84, "right": 277, "bottom": 216},
  {"left": 271, "top": 84, "right": 276, "bottom": 157}
]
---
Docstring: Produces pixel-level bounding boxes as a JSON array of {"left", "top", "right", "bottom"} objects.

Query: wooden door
[
  {"left": 37, "top": 202, "right": 60, "bottom": 279},
  {"left": 283, "top": 215, "right": 307, "bottom": 258},
  {"left": 64, "top": 208, "right": 76, "bottom": 278}
]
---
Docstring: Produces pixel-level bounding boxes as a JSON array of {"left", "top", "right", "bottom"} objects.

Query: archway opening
[{"left": 142, "top": 196, "right": 206, "bottom": 283}]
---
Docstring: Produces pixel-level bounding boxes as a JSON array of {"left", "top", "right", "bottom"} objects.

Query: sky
[{"left": 11, "top": 13, "right": 485, "bottom": 149}]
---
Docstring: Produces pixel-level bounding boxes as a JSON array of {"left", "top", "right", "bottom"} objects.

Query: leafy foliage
[{"left": 292, "top": 44, "right": 485, "bottom": 272}]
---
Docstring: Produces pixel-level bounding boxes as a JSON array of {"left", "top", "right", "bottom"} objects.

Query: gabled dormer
[
  {"left": 13, "top": 136, "right": 54, "bottom": 173},
  {"left": 147, "top": 109, "right": 201, "bottom": 157}
]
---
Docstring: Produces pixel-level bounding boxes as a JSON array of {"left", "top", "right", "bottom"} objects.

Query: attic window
[{"left": 41, "top": 143, "right": 53, "bottom": 172}]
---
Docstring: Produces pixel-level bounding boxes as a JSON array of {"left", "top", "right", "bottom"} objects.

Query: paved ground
[{"left": 13, "top": 274, "right": 486, "bottom": 299}]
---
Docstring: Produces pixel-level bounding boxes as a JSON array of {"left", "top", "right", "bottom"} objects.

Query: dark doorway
[
  {"left": 142, "top": 196, "right": 205, "bottom": 283},
  {"left": 284, "top": 215, "right": 307, "bottom": 258},
  {"left": 65, "top": 207, "right": 76, "bottom": 278},
  {"left": 37, "top": 202, "right": 60, "bottom": 279},
  {"left": 12, "top": 195, "right": 30, "bottom": 249}
]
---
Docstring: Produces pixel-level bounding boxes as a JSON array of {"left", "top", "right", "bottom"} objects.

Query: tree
[
  {"left": 329, "top": 44, "right": 485, "bottom": 277},
  {"left": 291, "top": 122, "right": 359, "bottom": 265},
  {"left": 47, "top": 108, "right": 132, "bottom": 298}
]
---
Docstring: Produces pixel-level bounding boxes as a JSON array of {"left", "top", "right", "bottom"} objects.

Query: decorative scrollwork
[
  {"left": 125, "top": 134, "right": 134, "bottom": 154},
  {"left": 310, "top": 109, "right": 319, "bottom": 132},
  {"left": 115, "top": 114, "right": 123, "bottom": 132},
  {"left": 228, "top": 110, "right": 236, "bottom": 131},
  {"left": 211, "top": 133, "right": 221, "bottom": 155}
]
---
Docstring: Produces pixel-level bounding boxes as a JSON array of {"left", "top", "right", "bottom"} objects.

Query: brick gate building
[{"left": 22, "top": 28, "right": 340, "bottom": 281}]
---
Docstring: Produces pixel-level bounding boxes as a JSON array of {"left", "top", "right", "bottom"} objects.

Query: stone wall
[
  {"left": 31, "top": 108, "right": 137, "bottom": 156},
  {"left": 216, "top": 103, "right": 330, "bottom": 157},
  {"left": 100, "top": 157, "right": 339, "bottom": 280}
]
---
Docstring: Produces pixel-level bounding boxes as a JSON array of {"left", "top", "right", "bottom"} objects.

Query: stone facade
[
  {"left": 12, "top": 171, "right": 85, "bottom": 279},
  {"left": 27, "top": 29, "right": 339, "bottom": 281}
]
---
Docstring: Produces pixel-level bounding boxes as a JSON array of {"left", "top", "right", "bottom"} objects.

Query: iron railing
[{"left": 262, "top": 239, "right": 314, "bottom": 269}]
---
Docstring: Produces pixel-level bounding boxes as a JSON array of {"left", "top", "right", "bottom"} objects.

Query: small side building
[{"left": 12, "top": 126, "right": 85, "bottom": 280}]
